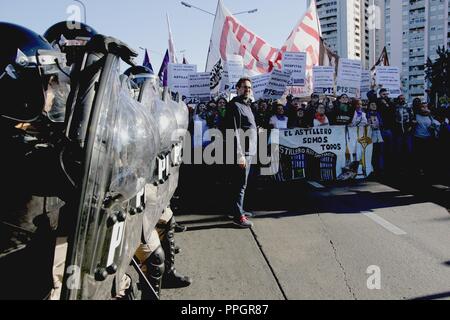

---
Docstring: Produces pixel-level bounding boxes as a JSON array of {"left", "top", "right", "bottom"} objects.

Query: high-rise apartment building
[
  {"left": 310, "top": 0, "right": 372, "bottom": 68},
  {"left": 385, "top": 0, "right": 449, "bottom": 100},
  {"left": 312, "top": 0, "right": 450, "bottom": 100}
]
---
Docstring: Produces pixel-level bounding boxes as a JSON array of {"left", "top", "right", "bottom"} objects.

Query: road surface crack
[
  {"left": 250, "top": 228, "right": 289, "bottom": 300},
  {"left": 317, "top": 213, "right": 357, "bottom": 300}
]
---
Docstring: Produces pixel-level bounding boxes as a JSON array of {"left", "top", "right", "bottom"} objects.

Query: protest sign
[
  {"left": 168, "top": 63, "right": 197, "bottom": 98},
  {"left": 189, "top": 72, "right": 211, "bottom": 102},
  {"left": 360, "top": 70, "right": 371, "bottom": 99},
  {"left": 224, "top": 55, "right": 244, "bottom": 92},
  {"left": 282, "top": 52, "right": 307, "bottom": 86},
  {"left": 263, "top": 69, "right": 292, "bottom": 100},
  {"left": 375, "top": 66, "right": 401, "bottom": 97},
  {"left": 251, "top": 73, "right": 271, "bottom": 101},
  {"left": 313, "top": 66, "right": 335, "bottom": 95},
  {"left": 336, "top": 59, "right": 362, "bottom": 98}
]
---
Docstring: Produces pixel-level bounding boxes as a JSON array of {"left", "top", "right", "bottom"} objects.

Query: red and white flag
[
  {"left": 278, "top": 0, "right": 321, "bottom": 94},
  {"left": 206, "top": 0, "right": 321, "bottom": 96},
  {"left": 205, "top": 0, "right": 279, "bottom": 76}
]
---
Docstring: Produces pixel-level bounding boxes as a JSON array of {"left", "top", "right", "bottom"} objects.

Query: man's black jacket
[{"left": 224, "top": 96, "right": 257, "bottom": 161}]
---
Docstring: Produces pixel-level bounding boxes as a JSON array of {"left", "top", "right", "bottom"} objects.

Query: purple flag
[
  {"left": 158, "top": 49, "right": 170, "bottom": 87},
  {"left": 143, "top": 49, "right": 154, "bottom": 73}
]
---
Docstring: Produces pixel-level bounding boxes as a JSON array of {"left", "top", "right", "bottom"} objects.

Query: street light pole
[
  {"left": 74, "top": 0, "right": 87, "bottom": 24},
  {"left": 139, "top": 47, "right": 164, "bottom": 57},
  {"left": 233, "top": 8, "right": 258, "bottom": 16},
  {"left": 181, "top": 1, "right": 258, "bottom": 17},
  {"left": 181, "top": 1, "right": 215, "bottom": 16}
]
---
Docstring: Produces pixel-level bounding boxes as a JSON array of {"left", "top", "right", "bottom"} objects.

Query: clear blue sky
[{"left": 0, "top": 0, "right": 307, "bottom": 71}]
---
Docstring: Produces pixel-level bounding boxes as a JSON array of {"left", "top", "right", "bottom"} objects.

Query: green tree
[{"left": 425, "top": 46, "right": 450, "bottom": 106}]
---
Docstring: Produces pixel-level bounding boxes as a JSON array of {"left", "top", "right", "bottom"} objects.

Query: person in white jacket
[{"left": 350, "top": 99, "right": 368, "bottom": 127}]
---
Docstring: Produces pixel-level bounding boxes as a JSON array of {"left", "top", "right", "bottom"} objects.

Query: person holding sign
[{"left": 224, "top": 78, "right": 257, "bottom": 228}]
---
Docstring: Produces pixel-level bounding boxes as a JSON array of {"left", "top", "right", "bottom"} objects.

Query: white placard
[
  {"left": 360, "top": 70, "right": 371, "bottom": 100},
  {"left": 313, "top": 66, "right": 335, "bottom": 95},
  {"left": 168, "top": 63, "right": 197, "bottom": 98},
  {"left": 189, "top": 72, "right": 211, "bottom": 102},
  {"left": 225, "top": 55, "right": 244, "bottom": 90},
  {"left": 251, "top": 73, "right": 271, "bottom": 100},
  {"left": 336, "top": 59, "right": 362, "bottom": 98},
  {"left": 375, "top": 66, "right": 401, "bottom": 97},
  {"left": 282, "top": 52, "right": 307, "bottom": 86},
  {"left": 263, "top": 69, "right": 292, "bottom": 100}
]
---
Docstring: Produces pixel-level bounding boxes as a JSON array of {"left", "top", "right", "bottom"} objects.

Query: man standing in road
[{"left": 224, "top": 78, "right": 257, "bottom": 228}]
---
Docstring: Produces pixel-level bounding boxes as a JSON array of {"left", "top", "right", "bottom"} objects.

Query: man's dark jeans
[{"left": 229, "top": 156, "right": 253, "bottom": 219}]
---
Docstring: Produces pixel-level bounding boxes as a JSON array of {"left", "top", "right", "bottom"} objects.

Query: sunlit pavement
[{"left": 163, "top": 179, "right": 450, "bottom": 300}]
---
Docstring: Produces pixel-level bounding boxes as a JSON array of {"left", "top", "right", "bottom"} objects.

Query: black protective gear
[
  {"left": 174, "top": 222, "right": 187, "bottom": 233},
  {"left": 0, "top": 22, "right": 66, "bottom": 122},
  {"left": 43, "top": 21, "right": 98, "bottom": 66},
  {"left": 160, "top": 218, "right": 192, "bottom": 289},
  {"left": 143, "top": 245, "right": 165, "bottom": 298}
]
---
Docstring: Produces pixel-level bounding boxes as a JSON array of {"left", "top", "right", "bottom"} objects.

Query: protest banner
[
  {"left": 375, "top": 66, "right": 401, "bottom": 97},
  {"left": 282, "top": 52, "right": 307, "bottom": 86},
  {"left": 346, "top": 126, "right": 374, "bottom": 178},
  {"left": 263, "top": 69, "right": 292, "bottom": 100},
  {"left": 251, "top": 73, "right": 271, "bottom": 101},
  {"left": 189, "top": 72, "right": 211, "bottom": 102},
  {"left": 336, "top": 59, "right": 362, "bottom": 98},
  {"left": 168, "top": 63, "right": 197, "bottom": 98},
  {"left": 267, "top": 126, "right": 373, "bottom": 182},
  {"left": 313, "top": 66, "right": 335, "bottom": 95}
]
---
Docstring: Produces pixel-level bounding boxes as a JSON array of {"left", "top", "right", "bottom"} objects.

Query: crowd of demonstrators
[{"left": 184, "top": 87, "right": 449, "bottom": 181}]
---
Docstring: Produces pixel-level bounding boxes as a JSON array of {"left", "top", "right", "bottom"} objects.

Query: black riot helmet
[
  {"left": 0, "top": 22, "right": 69, "bottom": 122},
  {"left": 43, "top": 21, "right": 98, "bottom": 66}
]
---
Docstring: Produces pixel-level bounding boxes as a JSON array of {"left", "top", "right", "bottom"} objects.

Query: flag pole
[{"left": 205, "top": 0, "right": 221, "bottom": 72}]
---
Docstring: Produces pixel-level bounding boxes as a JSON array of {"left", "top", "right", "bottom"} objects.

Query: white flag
[{"left": 167, "top": 14, "right": 178, "bottom": 63}]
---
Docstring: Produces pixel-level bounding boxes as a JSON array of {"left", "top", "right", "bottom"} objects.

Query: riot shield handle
[{"left": 86, "top": 35, "right": 138, "bottom": 67}]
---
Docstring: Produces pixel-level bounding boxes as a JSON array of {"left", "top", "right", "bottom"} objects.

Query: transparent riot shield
[
  {"left": 138, "top": 82, "right": 176, "bottom": 244},
  {"left": 167, "top": 97, "right": 189, "bottom": 202},
  {"left": 61, "top": 37, "right": 156, "bottom": 300},
  {"left": 111, "top": 76, "right": 159, "bottom": 298}
]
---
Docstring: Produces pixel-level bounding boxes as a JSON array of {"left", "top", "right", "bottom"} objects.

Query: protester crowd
[{"left": 186, "top": 89, "right": 450, "bottom": 179}]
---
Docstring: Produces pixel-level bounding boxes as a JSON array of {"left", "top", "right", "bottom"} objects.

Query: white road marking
[
  {"left": 362, "top": 212, "right": 407, "bottom": 236},
  {"left": 432, "top": 185, "right": 449, "bottom": 191},
  {"left": 308, "top": 181, "right": 325, "bottom": 189}
]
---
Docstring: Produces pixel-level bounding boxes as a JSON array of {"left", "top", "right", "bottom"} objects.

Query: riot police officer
[
  {"left": 124, "top": 66, "right": 192, "bottom": 298},
  {"left": 0, "top": 22, "right": 72, "bottom": 299},
  {"left": 43, "top": 21, "right": 98, "bottom": 67}
]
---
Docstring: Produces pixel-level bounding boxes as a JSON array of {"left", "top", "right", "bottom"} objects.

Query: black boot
[
  {"left": 142, "top": 246, "right": 165, "bottom": 298},
  {"left": 173, "top": 216, "right": 187, "bottom": 233},
  {"left": 174, "top": 222, "right": 187, "bottom": 233},
  {"left": 161, "top": 218, "right": 192, "bottom": 289}
]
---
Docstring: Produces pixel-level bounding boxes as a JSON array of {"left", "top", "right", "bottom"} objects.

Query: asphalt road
[{"left": 163, "top": 179, "right": 450, "bottom": 300}]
